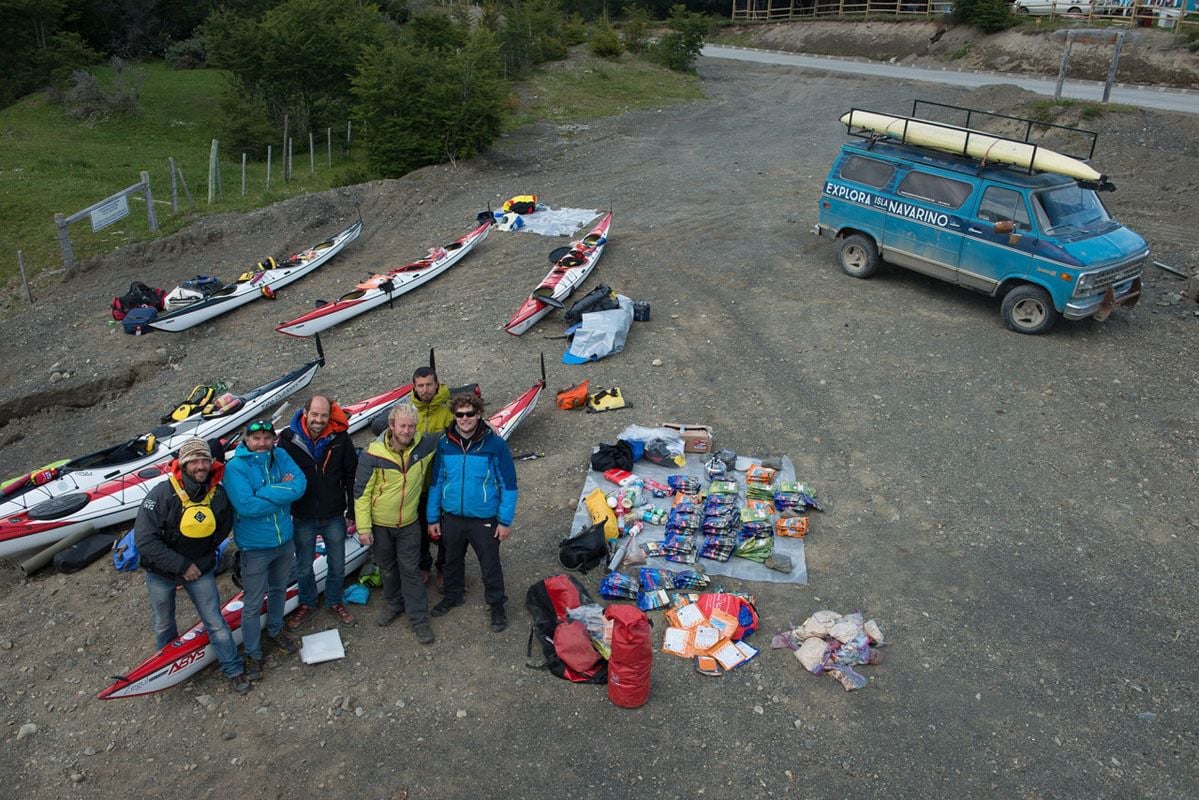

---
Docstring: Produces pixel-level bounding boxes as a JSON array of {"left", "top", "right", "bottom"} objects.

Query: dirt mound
[{"left": 734, "top": 19, "right": 1199, "bottom": 88}]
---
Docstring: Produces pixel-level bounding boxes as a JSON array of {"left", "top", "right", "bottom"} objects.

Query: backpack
[
  {"left": 112, "top": 528, "right": 140, "bottom": 572},
  {"left": 111, "top": 281, "right": 166, "bottom": 320},
  {"left": 54, "top": 532, "right": 117, "bottom": 574},
  {"left": 558, "top": 521, "right": 609, "bottom": 574},
  {"left": 121, "top": 305, "right": 158, "bottom": 334},
  {"left": 525, "top": 574, "right": 608, "bottom": 684},
  {"left": 564, "top": 284, "right": 620, "bottom": 326}
]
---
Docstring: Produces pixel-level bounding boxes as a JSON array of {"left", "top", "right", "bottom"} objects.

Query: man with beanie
[
  {"left": 224, "top": 420, "right": 307, "bottom": 681},
  {"left": 134, "top": 437, "right": 250, "bottom": 694},
  {"left": 278, "top": 395, "right": 359, "bottom": 630},
  {"left": 427, "top": 392, "right": 518, "bottom": 633},
  {"left": 353, "top": 404, "right": 438, "bottom": 644}
]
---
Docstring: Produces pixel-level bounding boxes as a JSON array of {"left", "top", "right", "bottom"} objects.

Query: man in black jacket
[
  {"left": 278, "top": 395, "right": 360, "bottom": 630},
  {"left": 134, "top": 437, "right": 250, "bottom": 694}
]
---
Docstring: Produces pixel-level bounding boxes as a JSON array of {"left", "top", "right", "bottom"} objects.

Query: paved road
[{"left": 703, "top": 43, "right": 1199, "bottom": 114}]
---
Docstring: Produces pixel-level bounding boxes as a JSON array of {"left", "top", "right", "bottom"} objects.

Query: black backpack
[
  {"left": 558, "top": 521, "right": 609, "bottom": 574},
  {"left": 111, "top": 281, "right": 166, "bottom": 320},
  {"left": 564, "top": 284, "right": 619, "bottom": 326},
  {"left": 525, "top": 574, "right": 608, "bottom": 684}
]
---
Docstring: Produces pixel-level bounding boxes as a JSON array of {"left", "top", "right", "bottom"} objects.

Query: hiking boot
[
  {"left": 329, "top": 603, "right": 357, "bottom": 626},
  {"left": 430, "top": 598, "right": 464, "bottom": 618},
  {"left": 377, "top": 606, "right": 404, "bottom": 626},
  {"left": 285, "top": 603, "right": 317, "bottom": 632},
  {"left": 243, "top": 656, "right": 263, "bottom": 682},
  {"left": 489, "top": 604, "right": 508, "bottom": 633},
  {"left": 266, "top": 631, "right": 299, "bottom": 655},
  {"left": 229, "top": 673, "right": 253, "bottom": 695},
  {"left": 413, "top": 623, "right": 435, "bottom": 645}
]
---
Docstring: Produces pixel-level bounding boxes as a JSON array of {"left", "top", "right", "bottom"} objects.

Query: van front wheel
[
  {"left": 1001, "top": 285, "right": 1059, "bottom": 335},
  {"left": 838, "top": 234, "right": 880, "bottom": 279}
]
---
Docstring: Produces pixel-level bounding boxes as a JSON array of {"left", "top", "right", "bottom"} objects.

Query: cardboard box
[{"left": 662, "top": 422, "right": 713, "bottom": 454}]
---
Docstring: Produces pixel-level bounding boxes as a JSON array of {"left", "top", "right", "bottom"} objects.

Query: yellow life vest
[
  {"left": 502, "top": 194, "right": 538, "bottom": 214},
  {"left": 169, "top": 475, "right": 218, "bottom": 539}
]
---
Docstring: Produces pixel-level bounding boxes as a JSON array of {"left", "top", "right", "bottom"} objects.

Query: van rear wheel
[
  {"left": 1001, "top": 285, "right": 1059, "bottom": 335},
  {"left": 838, "top": 234, "right": 880, "bottom": 279}
]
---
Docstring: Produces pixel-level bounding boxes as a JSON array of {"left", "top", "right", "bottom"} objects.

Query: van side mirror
[{"left": 994, "top": 220, "right": 1015, "bottom": 234}]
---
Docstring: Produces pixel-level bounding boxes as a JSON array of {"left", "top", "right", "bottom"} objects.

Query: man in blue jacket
[
  {"left": 427, "top": 393, "right": 518, "bottom": 632},
  {"left": 224, "top": 419, "right": 307, "bottom": 680}
]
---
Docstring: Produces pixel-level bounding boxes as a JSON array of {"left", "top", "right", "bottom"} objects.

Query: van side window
[
  {"left": 897, "top": 171, "right": 973, "bottom": 209},
  {"left": 978, "top": 186, "right": 1032, "bottom": 230},
  {"left": 840, "top": 155, "right": 894, "bottom": 189}
]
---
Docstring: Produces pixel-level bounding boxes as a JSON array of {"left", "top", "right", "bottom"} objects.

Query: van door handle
[{"left": 967, "top": 227, "right": 984, "bottom": 234}]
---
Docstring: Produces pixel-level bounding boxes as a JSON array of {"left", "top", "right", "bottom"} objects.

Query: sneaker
[
  {"left": 489, "top": 604, "right": 508, "bottom": 633},
  {"left": 243, "top": 656, "right": 263, "bottom": 682},
  {"left": 329, "top": 603, "right": 357, "bottom": 626},
  {"left": 377, "top": 606, "right": 404, "bottom": 626},
  {"left": 285, "top": 603, "right": 317, "bottom": 632},
  {"left": 430, "top": 598, "right": 463, "bottom": 618},
  {"left": 266, "top": 631, "right": 299, "bottom": 655},
  {"left": 229, "top": 673, "right": 253, "bottom": 695},
  {"left": 413, "top": 623, "right": 435, "bottom": 645}
]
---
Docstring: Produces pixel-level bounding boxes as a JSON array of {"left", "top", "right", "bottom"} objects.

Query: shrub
[
  {"left": 61, "top": 59, "right": 144, "bottom": 123},
  {"left": 649, "top": 5, "right": 707, "bottom": 73},
  {"left": 563, "top": 14, "right": 588, "bottom": 47},
  {"left": 165, "top": 36, "right": 207, "bottom": 70},
  {"left": 621, "top": 6, "right": 651, "bottom": 54},
  {"left": 590, "top": 23, "right": 624, "bottom": 59},
  {"left": 953, "top": 0, "right": 1018, "bottom": 34}
]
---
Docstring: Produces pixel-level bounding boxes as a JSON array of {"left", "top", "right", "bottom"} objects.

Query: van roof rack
[{"left": 843, "top": 99, "right": 1102, "bottom": 178}]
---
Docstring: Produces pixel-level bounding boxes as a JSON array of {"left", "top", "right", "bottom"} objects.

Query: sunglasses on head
[
  {"left": 454, "top": 410, "right": 478, "bottom": 418},
  {"left": 247, "top": 420, "right": 275, "bottom": 434}
]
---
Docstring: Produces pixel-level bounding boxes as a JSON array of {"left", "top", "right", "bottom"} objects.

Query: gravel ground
[{"left": 1, "top": 50, "right": 1197, "bottom": 799}]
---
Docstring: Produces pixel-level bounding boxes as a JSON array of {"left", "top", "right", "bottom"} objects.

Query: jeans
[
  {"left": 294, "top": 516, "right": 347, "bottom": 608},
  {"left": 239, "top": 542, "right": 295, "bottom": 660},
  {"left": 441, "top": 513, "right": 507, "bottom": 608},
  {"left": 374, "top": 522, "right": 429, "bottom": 625},
  {"left": 146, "top": 569, "right": 244, "bottom": 679}
]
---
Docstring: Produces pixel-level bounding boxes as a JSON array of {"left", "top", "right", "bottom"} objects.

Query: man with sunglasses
[
  {"left": 427, "top": 393, "right": 518, "bottom": 633},
  {"left": 224, "top": 419, "right": 307, "bottom": 681},
  {"left": 278, "top": 395, "right": 359, "bottom": 631}
]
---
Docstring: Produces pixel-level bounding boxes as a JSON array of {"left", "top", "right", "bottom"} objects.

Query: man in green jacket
[
  {"left": 353, "top": 404, "right": 438, "bottom": 644},
  {"left": 411, "top": 365, "right": 453, "bottom": 588}
]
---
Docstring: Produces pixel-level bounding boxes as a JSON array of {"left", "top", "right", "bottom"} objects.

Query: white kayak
[
  {"left": 0, "top": 356, "right": 324, "bottom": 558},
  {"left": 149, "top": 220, "right": 363, "bottom": 332},
  {"left": 276, "top": 219, "right": 491, "bottom": 338}
]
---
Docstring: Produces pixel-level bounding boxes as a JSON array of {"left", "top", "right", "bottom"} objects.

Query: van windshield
[{"left": 1032, "top": 184, "right": 1112, "bottom": 235}]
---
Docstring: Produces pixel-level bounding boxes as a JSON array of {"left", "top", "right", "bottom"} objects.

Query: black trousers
[
  {"left": 440, "top": 513, "right": 506, "bottom": 608},
  {"left": 417, "top": 492, "right": 445, "bottom": 574}
]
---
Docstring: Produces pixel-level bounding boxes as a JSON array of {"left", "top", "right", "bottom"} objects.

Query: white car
[{"left": 1012, "top": 0, "right": 1095, "bottom": 14}]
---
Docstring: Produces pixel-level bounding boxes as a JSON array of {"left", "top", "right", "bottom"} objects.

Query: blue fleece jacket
[
  {"left": 427, "top": 424, "right": 518, "bottom": 526},
  {"left": 223, "top": 443, "right": 307, "bottom": 550}
]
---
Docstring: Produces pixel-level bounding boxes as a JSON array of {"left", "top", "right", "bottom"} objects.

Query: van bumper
[
  {"left": 1064, "top": 277, "right": 1142, "bottom": 322},
  {"left": 812, "top": 223, "right": 836, "bottom": 240}
]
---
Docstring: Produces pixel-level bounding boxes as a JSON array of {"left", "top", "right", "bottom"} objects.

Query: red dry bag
[{"left": 604, "top": 605, "right": 652, "bottom": 708}]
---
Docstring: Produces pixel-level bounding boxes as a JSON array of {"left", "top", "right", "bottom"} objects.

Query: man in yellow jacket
[
  {"left": 353, "top": 404, "right": 438, "bottom": 644},
  {"left": 411, "top": 365, "right": 454, "bottom": 588}
]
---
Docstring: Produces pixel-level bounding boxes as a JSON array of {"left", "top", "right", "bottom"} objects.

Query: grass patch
[
  {"left": 508, "top": 52, "right": 702, "bottom": 128},
  {"left": 1, "top": 54, "right": 701, "bottom": 288},
  {"left": 1026, "top": 98, "right": 1138, "bottom": 123}
]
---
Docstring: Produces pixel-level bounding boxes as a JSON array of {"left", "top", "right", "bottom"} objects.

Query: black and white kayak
[
  {"left": 98, "top": 362, "right": 546, "bottom": 699},
  {"left": 149, "top": 220, "right": 363, "bottom": 332},
  {"left": 0, "top": 355, "right": 325, "bottom": 559},
  {"left": 275, "top": 219, "right": 491, "bottom": 337}
]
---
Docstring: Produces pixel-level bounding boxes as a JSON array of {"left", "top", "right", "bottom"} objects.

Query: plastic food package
[
  {"left": 800, "top": 610, "right": 842, "bottom": 638},
  {"left": 796, "top": 637, "right": 829, "bottom": 673},
  {"left": 599, "top": 571, "right": 639, "bottom": 600},
  {"left": 775, "top": 516, "right": 810, "bottom": 538}
]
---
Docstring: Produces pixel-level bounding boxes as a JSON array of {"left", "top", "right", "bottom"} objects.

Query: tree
[
  {"left": 650, "top": 4, "right": 707, "bottom": 73},
  {"left": 353, "top": 24, "right": 507, "bottom": 177}
]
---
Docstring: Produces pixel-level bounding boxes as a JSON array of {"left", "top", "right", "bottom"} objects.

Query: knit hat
[{"left": 177, "top": 437, "right": 213, "bottom": 465}]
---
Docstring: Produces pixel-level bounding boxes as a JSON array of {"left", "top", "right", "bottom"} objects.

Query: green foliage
[
  {"left": 403, "top": 12, "right": 468, "bottom": 52},
  {"left": 481, "top": 0, "right": 568, "bottom": 78},
  {"left": 202, "top": 0, "right": 393, "bottom": 152},
  {"left": 650, "top": 5, "right": 707, "bottom": 73},
  {"left": 621, "top": 6, "right": 651, "bottom": 54},
  {"left": 952, "top": 0, "right": 1018, "bottom": 34},
  {"left": 57, "top": 59, "right": 144, "bottom": 123},
  {"left": 589, "top": 23, "right": 625, "bottom": 59},
  {"left": 165, "top": 36, "right": 207, "bottom": 70},
  {"left": 352, "top": 25, "right": 507, "bottom": 178},
  {"left": 563, "top": 14, "right": 588, "bottom": 47}
]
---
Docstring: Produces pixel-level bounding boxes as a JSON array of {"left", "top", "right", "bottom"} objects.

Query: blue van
[{"left": 813, "top": 102, "right": 1147, "bottom": 334}]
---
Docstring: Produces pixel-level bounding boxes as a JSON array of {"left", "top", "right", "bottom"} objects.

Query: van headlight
[{"left": 1076, "top": 272, "right": 1095, "bottom": 293}]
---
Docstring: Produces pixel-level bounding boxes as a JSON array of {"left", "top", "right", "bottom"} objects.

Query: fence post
[
  {"left": 177, "top": 166, "right": 195, "bottom": 210},
  {"left": 208, "top": 139, "right": 219, "bottom": 204},
  {"left": 1054, "top": 30, "right": 1075, "bottom": 101},
  {"left": 142, "top": 171, "right": 158, "bottom": 232},
  {"left": 17, "top": 250, "right": 33, "bottom": 304},
  {"left": 1103, "top": 31, "right": 1125, "bottom": 104},
  {"left": 327, "top": 127, "right": 332, "bottom": 168},
  {"left": 288, "top": 138, "right": 293, "bottom": 182},
  {"left": 241, "top": 153, "right": 247, "bottom": 196},
  {"left": 169, "top": 157, "right": 179, "bottom": 214},
  {"left": 267, "top": 145, "right": 272, "bottom": 189},
  {"left": 309, "top": 131, "right": 315, "bottom": 174},
  {"left": 347, "top": 120, "right": 352, "bottom": 155},
  {"left": 54, "top": 213, "right": 76, "bottom": 274},
  {"left": 282, "top": 114, "right": 289, "bottom": 183}
]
